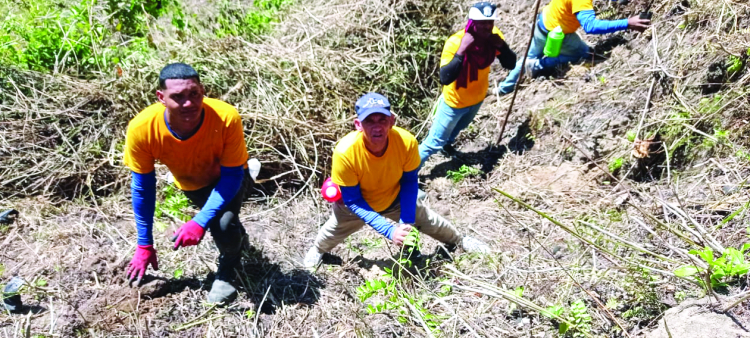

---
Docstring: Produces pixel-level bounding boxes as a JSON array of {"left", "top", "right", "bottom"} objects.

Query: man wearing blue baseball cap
[{"left": 303, "top": 93, "right": 489, "bottom": 268}]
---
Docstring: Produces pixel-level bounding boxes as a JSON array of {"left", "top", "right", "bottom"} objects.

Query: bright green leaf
[
  {"left": 731, "top": 263, "right": 750, "bottom": 275},
  {"left": 559, "top": 322, "right": 570, "bottom": 334},
  {"left": 674, "top": 265, "right": 700, "bottom": 277}
]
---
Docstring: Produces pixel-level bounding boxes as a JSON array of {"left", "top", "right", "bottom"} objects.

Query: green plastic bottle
[{"left": 543, "top": 26, "right": 564, "bottom": 58}]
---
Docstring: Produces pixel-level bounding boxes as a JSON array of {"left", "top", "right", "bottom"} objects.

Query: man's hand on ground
[
  {"left": 127, "top": 245, "right": 158, "bottom": 284},
  {"left": 172, "top": 220, "right": 206, "bottom": 250},
  {"left": 391, "top": 223, "right": 413, "bottom": 247},
  {"left": 457, "top": 33, "right": 475, "bottom": 55},
  {"left": 627, "top": 16, "right": 651, "bottom": 32}
]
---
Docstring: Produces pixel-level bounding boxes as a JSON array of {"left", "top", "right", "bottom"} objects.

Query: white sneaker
[
  {"left": 461, "top": 236, "right": 490, "bottom": 254},
  {"left": 303, "top": 246, "right": 323, "bottom": 268}
]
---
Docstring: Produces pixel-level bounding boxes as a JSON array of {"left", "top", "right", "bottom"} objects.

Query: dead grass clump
[{"left": 0, "top": 0, "right": 459, "bottom": 201}]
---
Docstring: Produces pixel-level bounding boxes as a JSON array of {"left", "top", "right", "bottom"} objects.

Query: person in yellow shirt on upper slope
[
  {"left": 496, "top": 0, "right": 651, "bottom": 95},
  {"left": 418, "top": 2, "right": 517, "bottom": 165},
  {"left": 303, "top": 93, "right": 490, "bottom": 268}
]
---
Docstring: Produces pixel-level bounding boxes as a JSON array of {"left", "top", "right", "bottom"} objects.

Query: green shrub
[
  {"left": 215, "top": 0, "right": 291, "bottom": 39},
  {"left": 0, "top": 0, "right": 108, "bottom": 72},
  {"left": 106, "top": 0, "right": 174, "bottom": 36}
]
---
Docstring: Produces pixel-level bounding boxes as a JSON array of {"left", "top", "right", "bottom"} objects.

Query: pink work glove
[
  {"left": 172, "top": 220, "right": 206, "bottom": 250},
  {"left": 127, "top": 245, "right": 158, "bottom": 283}
]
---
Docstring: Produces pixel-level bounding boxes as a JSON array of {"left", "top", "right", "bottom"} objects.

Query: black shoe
[
  {"left": 400, "top": 245, "right": 423, "bottom": 262},
  {"left": 441, "top": 144, "right": 458, "bottom": 157},
  {"left": 436, "top": 243, "right": 457, "bottom": 261}
]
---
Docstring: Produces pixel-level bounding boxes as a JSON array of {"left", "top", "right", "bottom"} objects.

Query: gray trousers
[
  {"left": 183, "top": 170, "right": 252, "bottom": 263},
  {"left": 314, "top": 199, "right": 463, "bottom": 253}
]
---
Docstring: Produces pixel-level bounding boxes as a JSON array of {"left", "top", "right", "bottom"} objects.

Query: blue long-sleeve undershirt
[
  {"left": 132, "top": 171, "right": 156, "bottom": 246},
  {"left": 131, "top": 165, "right": 244, "bottom": 245},
  {"left": 576, "top": 10, "right": 628, "bottom": 35},
  {"left": 398, "top": 169, "right": 419, "bottom": 224},
  {"left": 340, "top": 185, "right": 395, "bottom": 240},
  {"left": 192, "top": 165, "right": 245, "bottom": 227}
]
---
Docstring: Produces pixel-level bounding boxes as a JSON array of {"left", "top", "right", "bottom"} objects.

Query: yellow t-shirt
[
  {"left": 542, "top": 0, "right": 594, "bottom": 34},
  {"left": 123, "top": 97, "right": 249, "bottom": 191},
  {"left": 441, "top": 27, "right": 505, "bottom": 109},
  {"left": 331, "top": 126, "right": 421, "bottom": 212}
]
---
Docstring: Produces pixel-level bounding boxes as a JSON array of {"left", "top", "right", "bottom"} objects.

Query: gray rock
[
  {"left": 645, "top": 298, "right": 750, "bottom": 338},
  {"left": 3, "top": 276, "right": 25, "bottom": 313}
]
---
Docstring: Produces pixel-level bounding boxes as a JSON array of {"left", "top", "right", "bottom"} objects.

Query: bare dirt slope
[{"left": 2, "top": 0, "right": 750, "bottom": 337}]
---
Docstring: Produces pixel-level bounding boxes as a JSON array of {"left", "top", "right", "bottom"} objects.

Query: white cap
[{"left": 468, "top": 2, "right": 499, "bottom": 21}]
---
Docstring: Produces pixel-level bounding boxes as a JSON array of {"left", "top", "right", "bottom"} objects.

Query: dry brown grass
[{"left": 2, "top": 0, "right": 750, "bottom": 337}]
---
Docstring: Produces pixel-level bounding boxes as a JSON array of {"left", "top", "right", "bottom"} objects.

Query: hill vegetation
[{"left": 1, "top": 0, "right": 750, "bottom": 336}]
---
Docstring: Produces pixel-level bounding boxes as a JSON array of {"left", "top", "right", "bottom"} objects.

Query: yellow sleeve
[
  {"left": 220, "top": 108, "right": 249, "bottom": 168},
  {"left": 492, "top": 27, "right": 505, "bottom": 40},
  {"left": 440, "top": 33, "right": 462, "bottom": 67},
  {"left": 403, "top": 133, "right": 421, "bottom": 172},
  {"left": 123, "top": 123, "right": 155, "bottom": 174},
  {"left": 572, "top": 0, "right": 594, "bottom": 13},
  {"left": 331, "top": 150, "right": 359, "bottom": 187}
]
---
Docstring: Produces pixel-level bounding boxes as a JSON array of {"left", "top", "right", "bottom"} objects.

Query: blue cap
[{"left": 355, "top": 93, "right": 391, "bottom": 120}]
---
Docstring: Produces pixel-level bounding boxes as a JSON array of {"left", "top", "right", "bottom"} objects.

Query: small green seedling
[
  {"left": 403, "top": 227, "right": 420, "bottom": 249},
  {"left": 155, "top": 185, "right": 191, "bottom": 221},
  {"left": 508, "top": 286, "right": 524, "bottom": 314},
  {"left": 568, "top": 300, "right": 591, "bottom": 337},
  {"left": 626, "top": 130, "right": 637, "bottom": 142},
  {"left": 608, "top": 157, "right": 623, "bottom": 173},
  {"left": 542, "top": 301, "right": 590, "bottom": 336},
  {"left": 727, "top": 55, "right": 743, "bottom": 76},
  {"left": 355, "top": 227, "right": 442, "bottom": 334},
  {"left": 674, "top": 244, "right": 750, "bottom": 289},
  {"left": 446, "top": 165, "right": 481, "bottom": 183},
  {"left": 543, "top": 304, "right": 564, "bottom": 319}
]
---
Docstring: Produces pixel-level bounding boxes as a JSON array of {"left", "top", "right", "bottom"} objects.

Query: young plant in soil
[
  {"left": 355, "top": 228, "right": 443, "bottom": 335},
  {"left": 674, "top": 244, "right": 750, "bottom": 290}
]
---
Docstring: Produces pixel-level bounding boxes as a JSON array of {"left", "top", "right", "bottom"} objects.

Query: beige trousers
[{"left": 313, "top": 199, "right": 463, "bottom": 253}]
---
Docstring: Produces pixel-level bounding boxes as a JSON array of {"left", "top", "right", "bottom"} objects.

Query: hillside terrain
[{"left": 1, "top": 0, "right": 750, "bottom": 337}]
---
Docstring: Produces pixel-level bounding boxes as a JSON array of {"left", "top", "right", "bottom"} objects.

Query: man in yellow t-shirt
[
  {"left": 123, "top": 63, "right": 251, "bottom": 304},
  {"left": 303, "top": 93, "right": 490, "bottom": 268},
  {"left": 497, "top": 0, "right": 650, "bottom": 94},
  {"left": 419, "top": 2, "right": 516, "bottom": 167}
]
